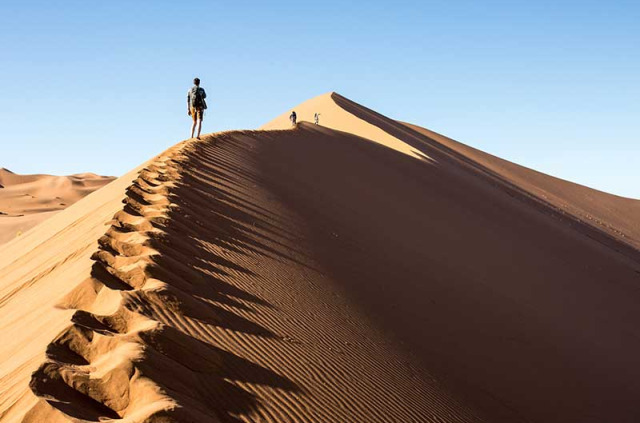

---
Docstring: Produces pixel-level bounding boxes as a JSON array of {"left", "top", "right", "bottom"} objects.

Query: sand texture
[
  {"left": 1, "top": 93, "right": 639, "bottom": 422},
  {"left": 0, "top": 169, "right": 114, "bottom": 245}
]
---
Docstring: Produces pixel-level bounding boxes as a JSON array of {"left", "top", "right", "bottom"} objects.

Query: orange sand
[
  {"left": 1, "top": 93, "right": 639, "bottom": 423},
  {"left": 0, "top": 169, "right": 114, "bottom": 245}
]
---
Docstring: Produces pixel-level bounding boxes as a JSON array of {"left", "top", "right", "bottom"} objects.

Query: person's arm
[
  {"left": 201, "top": 88, "right": 207, "bottom": 99},
  {"left": 187, "top": 90, "right": 191, "bottom": 115}
]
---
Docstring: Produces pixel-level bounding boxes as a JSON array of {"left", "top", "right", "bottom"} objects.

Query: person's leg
[
  {"left": 190, "top": 108, "right": 197, "bottom": 138},
  {"left": 196, "top": 109, "right": 203, "bottom": 138}
]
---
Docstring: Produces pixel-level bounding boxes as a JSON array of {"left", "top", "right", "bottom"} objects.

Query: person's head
[{"left": 193, "top": 78, "right": 200, "bottom": 86}]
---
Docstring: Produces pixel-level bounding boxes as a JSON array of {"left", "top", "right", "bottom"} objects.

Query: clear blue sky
[{"left": 1, "top": 0, "right": 638, "bottom": 198}]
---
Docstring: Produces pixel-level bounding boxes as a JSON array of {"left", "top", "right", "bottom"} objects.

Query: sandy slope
[
  {"left": 1, "top": 93, "right": 640, "bottom": 423},
  {"left": 0, "top": 169, "right": 114, "bottom": 245},
  {"left": 400, "top": 122, "right": 640, "bottom": 250},
  {"left": 264, "top": 92, "right": 639, "bottom": 252}
]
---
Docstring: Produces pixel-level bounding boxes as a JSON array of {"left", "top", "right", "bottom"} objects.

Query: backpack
[{"left": 191, "top": 87, "right": 207, "bottom": 109}]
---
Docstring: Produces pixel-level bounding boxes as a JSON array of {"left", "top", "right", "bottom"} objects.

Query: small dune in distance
[
  {"left": 0, "top": 92, "right": 639, "bottom": 423},
  {"left": 0, "top": 169, "right": 115, "bottom": 245}
]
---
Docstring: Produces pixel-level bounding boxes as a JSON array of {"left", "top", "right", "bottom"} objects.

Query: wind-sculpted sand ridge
[
  {"left": 2, "top": 93, "right": 640, "bottom": 423},
  {"left": 264, "top": 92, "right": 639, "bottom": 255},
  {"left": 400, "top": 122, "right": 640, "bottom": 250},
  {"left": 23, "top": 143, "right": 219, "bottom": 422},
  {"left": 339, "top": 92, "right": 640, "bottom": 255},
  {"left": 15, "top": 131, "right": 478, "bottom": 422}
]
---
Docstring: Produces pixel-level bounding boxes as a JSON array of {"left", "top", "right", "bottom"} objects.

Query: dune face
[
  {"left": 0, "top": 168, "right": 115, "bottom": 245},
  {"left": 264, "top": 93, "right": 639, "bottom": 252},
  {"left": 400, "top": 122, "right": 640, "bottom": 250},
  {"left": 1, "top": 94, "right": 639, "bottom": 423}
]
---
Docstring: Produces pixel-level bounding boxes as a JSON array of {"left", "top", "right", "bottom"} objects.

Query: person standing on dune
[
  {"left": 187, "top": 78, "right": 207, "bottom": 139},
  {"left": 290, "top": 111, "right": 297, "bottom": 126}
]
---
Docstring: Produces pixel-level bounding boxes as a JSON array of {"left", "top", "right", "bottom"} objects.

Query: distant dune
[
  {"left": 1, "top": 93, "right": 639, "bottom": 423},
  {"left": 0, "top": 169, "right": 114, "bottom": 245}
]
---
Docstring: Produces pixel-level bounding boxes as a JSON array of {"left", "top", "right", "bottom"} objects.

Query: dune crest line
[
  {"left": 3, "top": 93, "right": 639, "bottom": 423},
  {"left": 23, "top": 139, "right": 222, "bottom": 422},
  {"left": 17, "top": 128, "right": 486, "bottom": 423}
]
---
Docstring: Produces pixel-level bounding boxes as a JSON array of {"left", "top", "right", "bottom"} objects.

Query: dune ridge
[
  {"left": 401, "top": 121, "right": 640, "bottom": 249},
  {"left": 23, "top": 141, "right": 193, "bottom": 422},
  {"left": 14, "top": 131, "right": 479, "bottom": 423},
  {"left": 265, "top": 92, "right": 639, "bottom": 254},
  {"left": 2, "top": 93, "right": 640, "bottom": 422}
]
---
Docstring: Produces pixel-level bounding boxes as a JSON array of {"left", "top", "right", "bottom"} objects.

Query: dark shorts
[{"left": 190, "top": 107, "right": 204, "bottom": 121}]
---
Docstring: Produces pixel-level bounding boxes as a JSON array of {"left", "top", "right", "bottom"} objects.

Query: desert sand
[
  {"left": 0, "top": 169, "right": 114, "bottom": 245},
  {"left": 1, "top": 92, "right": 639, "bottom": 422}
]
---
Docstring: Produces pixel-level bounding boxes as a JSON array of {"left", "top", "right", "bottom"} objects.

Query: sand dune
[
  {"left": 401, "top": 122, "right": 640, "bottom": 250},
  {"left": 265, "top": 93, "right": 639, "bottom": 251},
  {"left": 0, "top": 168, "right": 114, "bottom": 245},
  {"left": 1, "top": 93, "right": 640, "bottom": 422}
]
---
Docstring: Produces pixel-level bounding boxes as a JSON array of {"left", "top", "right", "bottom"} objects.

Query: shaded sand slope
[
  {"left": 263, "top": 92, "right": 640, "bottom": 253},
  {"left": 254, "top": 124, "right": 640, "bottom": 423},
  {"left": 401, "top": 122, "right": 640, "bottom": 250},
  {"left": 0, "top": 168, "right": 114, "bottom": 245}
]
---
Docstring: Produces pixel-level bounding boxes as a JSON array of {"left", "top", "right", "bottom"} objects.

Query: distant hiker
[
  {"left": 290, "top": 111, "right": 297, "bottom": 126},
  {"left": 187, "top": 78, "right": 207, "bottom": 139},
  {"left": 314, "top": 113, "right": 320, "bottom": 125}
]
